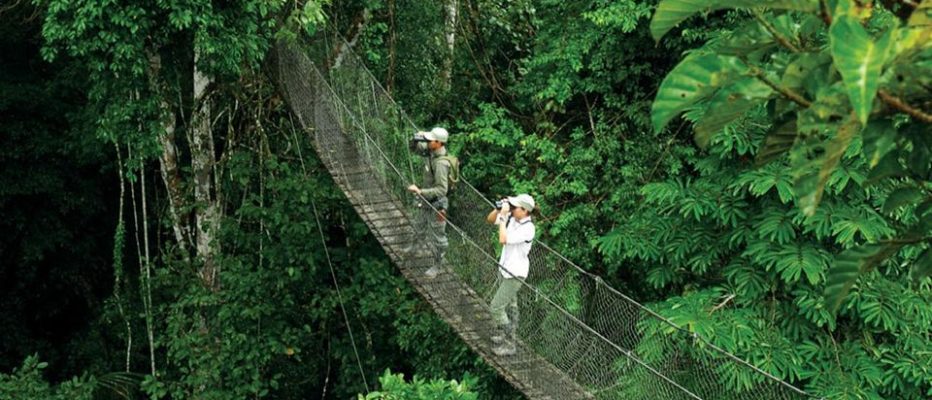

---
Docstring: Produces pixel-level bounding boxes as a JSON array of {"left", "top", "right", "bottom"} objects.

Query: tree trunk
[
  {"left": 441, "top": 0, "right": 458, "bottom": 91},
  {"left": 387, "top": 0, "right": 396, "bottom": 94},
  {"left": 147, "top": 52, "right": 193, "bottom": 258},
  {"left": 332, "top": 9, "right": 371, "bottom": 69},
  {"left": 191, "top": 49, "right": 221, "bottom": 291}
]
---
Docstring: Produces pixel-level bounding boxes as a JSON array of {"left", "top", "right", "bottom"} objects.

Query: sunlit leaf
[
  {"left": 908, "top": 0, "right": 932, "bottom": 27},
  {"left": 829, "top": 15, "right": 894, "bottom": 124},
  {"left": 861, "top": 120, "right": 898, "bottom": 168},
  {"left": 650, "top": 0, "right": 819, "bottom": 41},
  {"left": 651, "top": 54, "right": 745, "bottom": 133}
]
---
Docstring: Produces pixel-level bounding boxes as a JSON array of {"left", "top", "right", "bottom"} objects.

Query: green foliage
[
  {"left": 358, "top": 370, "right": 478, "bottom": 400},
  {"left": 9, "top": 0, "right": 929, "bottom": 399},
  {"left": 0, "top": 356, "right": 96, "bottom": 400},
  {"left": 602, "top": 99, "right": 931, "bottom": 397},
  {"left": 138, "top": 111, "right": 516, "bottom": 398},
  {"left": 594, "top": 1, "right": 932, "bottom": 397},
  {"left": 7, "top": 1, "right": 521, "bottom": 398},
  {"left": 649, "top": 0, "right": 932, "bottom": 312}
]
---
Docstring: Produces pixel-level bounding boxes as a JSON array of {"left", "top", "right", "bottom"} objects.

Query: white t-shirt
[{"left": 498, "top": 216, "right": 535, "bottom": 278}]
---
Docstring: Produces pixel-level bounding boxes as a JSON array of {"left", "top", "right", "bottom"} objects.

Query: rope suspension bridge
[{"left": 273, "top": 33, "right": 819, "bottom": 400}]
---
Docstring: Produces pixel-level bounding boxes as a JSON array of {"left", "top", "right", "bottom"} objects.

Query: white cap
[
  {"left": 420, "top": 127, "right": 449, "bottom": 143},
  {"left": 507, "top": 194, "right": 535, "bottom": 211}
]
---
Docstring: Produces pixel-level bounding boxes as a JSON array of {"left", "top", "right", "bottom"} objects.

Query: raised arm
[
  {"left": 486, "top": 208, "right": 499, "bottom": 224},
  {"left": 497, "top": 202, "right": 510, "bottom": 244}
]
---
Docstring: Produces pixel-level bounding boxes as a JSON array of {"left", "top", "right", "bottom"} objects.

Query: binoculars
[
  {"left": 409, "top": 132, "right": 430, "bottom": 155},
  {"left": 494, "top": 200, "right": 512, "bottom": 210}
]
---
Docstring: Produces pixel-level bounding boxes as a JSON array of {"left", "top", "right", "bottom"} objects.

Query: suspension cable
[{"left": 289, "top": 117, "right": 370, "bottom": 394}]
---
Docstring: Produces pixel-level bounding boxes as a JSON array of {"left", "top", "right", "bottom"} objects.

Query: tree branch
[
  {"left": 818, "top": 0, "right": 834, "bottom": 25},
  {"left": 751, "top": 69, "right": 812, "bottom": 108},
  {"left": 709, "top": 294, "right": 736, "bottom": 315},
  {"left": 754, "top": 12, "right": 800, "bottom": 53},
  {"left": 877, "top": 90, "right": 932, "bottom": 124}
]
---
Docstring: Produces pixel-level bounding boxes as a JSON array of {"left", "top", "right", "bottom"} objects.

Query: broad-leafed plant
[{"left": 649, "top": 0, "right": 931, "bottom": 312}]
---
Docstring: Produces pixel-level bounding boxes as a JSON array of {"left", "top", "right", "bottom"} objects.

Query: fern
[
  {"left": 723, "top": 258, "right": 770, "bottom": 301},
  {"left": 754, "top": 209, "right": 798, "bottom": 245},
  {"left": 773, "top": 242, "right": 830, "bottom": 285}
]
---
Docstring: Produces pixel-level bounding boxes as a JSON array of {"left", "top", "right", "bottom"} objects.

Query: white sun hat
[
  {"left": 420, "top": 127, "right": 449, "bottom": 143},
  {"left": 507, "top": 194, "right": 535, "bottom": 211}
]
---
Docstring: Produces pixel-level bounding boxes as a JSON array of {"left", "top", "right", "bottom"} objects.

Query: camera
[{"left": 409, "top": 131, "right": 430, "bottom": 156}]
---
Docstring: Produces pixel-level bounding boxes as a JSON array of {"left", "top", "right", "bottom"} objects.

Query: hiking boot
[
  {"left": 424, "top": 266, "right": 441, "bottom": 278},
  {"left": 492, "top": 342, "right": 516, "bottom": 356}
]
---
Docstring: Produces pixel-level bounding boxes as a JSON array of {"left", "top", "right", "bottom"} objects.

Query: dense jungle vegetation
[{"left": 1, "top": 0, "right": 929, "bottom": 399}]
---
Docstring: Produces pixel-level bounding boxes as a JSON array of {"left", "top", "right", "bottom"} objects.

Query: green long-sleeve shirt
[{"left": 420, "top": 147, "right": 454, "bottom": 209}]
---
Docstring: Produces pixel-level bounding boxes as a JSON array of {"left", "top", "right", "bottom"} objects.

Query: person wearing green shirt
[{"left": 407, "top": 127, "right": 459, "bottom": 278}]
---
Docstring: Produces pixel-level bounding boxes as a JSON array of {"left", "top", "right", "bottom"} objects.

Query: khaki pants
[
  {"left": 490, "top": 278, "right": 522, "bottom": 340},
  {"left": 416, "top": 206, "right": 447, "bottom": 263}
]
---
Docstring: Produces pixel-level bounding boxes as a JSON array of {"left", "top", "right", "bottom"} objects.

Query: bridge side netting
[{"left": 275, "top": 34, "right": 816, "bottom": 400}]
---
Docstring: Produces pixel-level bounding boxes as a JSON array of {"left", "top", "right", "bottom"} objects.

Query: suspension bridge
[{"left": 273, "top": 33, "right": 819, "bottom": 400}]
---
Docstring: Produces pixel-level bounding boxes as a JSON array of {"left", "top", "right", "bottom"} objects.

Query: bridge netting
[{"left": 274, "top": 32, "right": 818, "bottom": 400}]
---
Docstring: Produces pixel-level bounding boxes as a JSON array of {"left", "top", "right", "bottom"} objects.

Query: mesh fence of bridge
[{"left": 275, "top": 33, "right": 818, "bottom": 400}]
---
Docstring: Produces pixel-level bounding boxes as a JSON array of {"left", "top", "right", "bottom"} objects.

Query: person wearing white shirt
[{"left": 485, "top": 194, "right": 536, "bottom": 356}]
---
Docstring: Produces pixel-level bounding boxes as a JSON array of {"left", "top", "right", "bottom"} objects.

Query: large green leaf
[
  {"left": 824, "top": 242, "right": 902, "bottom": 313},
  {"left": 780, "top": 52, "right": 832, "bottom": 94},
  {"left": 794, "top": 115, "right": 861, "bottom": 216},
  {"left": 908, "top": 0, "right": 932, "bottom": 27},
  {"left": 694, "top": 78, "right": 773, "bottom": 148},
  {"left": 829, "top": 15, "right": 894, "bottom": 124},
  {"left": 650, "top": 0, "right": 819, "bottom": 41},
  {"left": 651, "top": 54, "right": 745, "bottom": 133}
]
